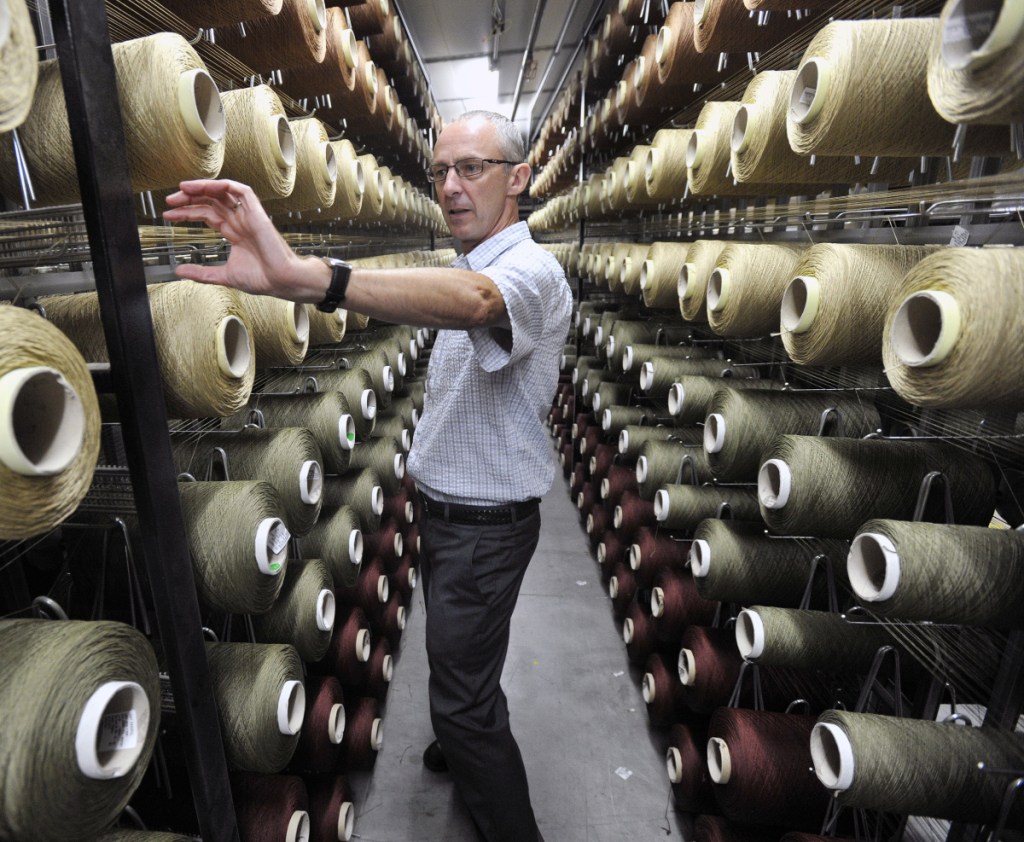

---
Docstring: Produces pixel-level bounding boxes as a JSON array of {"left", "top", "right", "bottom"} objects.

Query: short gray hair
[{"left": 451, "top": 110, "right": 526, "bottom": 163}]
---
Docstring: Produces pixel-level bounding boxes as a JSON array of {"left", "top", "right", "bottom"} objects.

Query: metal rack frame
[{"left": 47, "top": 0, "right": 240, "bottom": 837}]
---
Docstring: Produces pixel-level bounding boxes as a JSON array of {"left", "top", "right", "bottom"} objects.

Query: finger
[
  {"left": 174, "top": 263, "right": 231, "bottom": 285},
  {"left": 162, "top": 204, "right": 227, "bottom": 229}
]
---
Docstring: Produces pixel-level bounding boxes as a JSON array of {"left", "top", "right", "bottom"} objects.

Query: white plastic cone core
[
  {"left": 177, "top": 68, "right": 225, "bottom": 145},
  {"left": 75, "top": 680, "right": 150, "bottom": 779},
  {"left": 0, "top": 366, "right": 85, "bottom": 476}
]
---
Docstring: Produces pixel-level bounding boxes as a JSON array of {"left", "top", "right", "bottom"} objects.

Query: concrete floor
[{"left": 348, "top": 463, "right": 685, "bottom": 842}]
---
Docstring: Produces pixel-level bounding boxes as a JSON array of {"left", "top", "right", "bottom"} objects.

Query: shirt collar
[{"left": 454, "top": 222, "right": 531, "bottom": 271}]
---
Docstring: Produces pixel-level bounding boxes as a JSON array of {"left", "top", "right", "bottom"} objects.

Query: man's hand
[{"left": 163, "top": 179, "right": 320, "bottom": 302}]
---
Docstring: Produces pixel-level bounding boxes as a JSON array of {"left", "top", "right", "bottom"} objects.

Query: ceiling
[{"left": 394, "top": 0, "right": 605, "bottom": 142}]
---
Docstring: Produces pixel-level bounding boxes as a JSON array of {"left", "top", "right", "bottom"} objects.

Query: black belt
[{"left": 418, "top": 492, "right": 539, "bottom": 525}]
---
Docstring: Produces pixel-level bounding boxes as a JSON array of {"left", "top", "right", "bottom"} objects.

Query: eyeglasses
[{"left": 425, "top": 158, "right": 519, "bottom": 183}]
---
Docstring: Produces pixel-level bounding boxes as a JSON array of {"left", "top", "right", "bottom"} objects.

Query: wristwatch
[{"left": 317, "top": 256, "right": 352, "bottom": 313}]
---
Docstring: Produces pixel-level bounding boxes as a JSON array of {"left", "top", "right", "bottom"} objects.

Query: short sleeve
[{"left": 467, "top": 249, "right": 560, "bottom": 372}]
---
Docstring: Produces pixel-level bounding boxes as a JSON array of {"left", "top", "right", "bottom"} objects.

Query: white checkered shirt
[{"left": 407, "top": 222, "right": 573, "bottom": 505}]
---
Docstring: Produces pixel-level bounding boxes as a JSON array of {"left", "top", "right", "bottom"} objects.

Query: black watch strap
[{"left": 317, "top": 257, "right": 352, "bottom": 313}]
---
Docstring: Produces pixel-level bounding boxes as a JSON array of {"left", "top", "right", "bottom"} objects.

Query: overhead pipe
[
  {"left": 490, "top": 0, "right": 505, "bottom": 70},
  {"left": 510, "top": 0, "right": 548, "bottom": 121},
  {"left": 524, "top": 0, "right": 587, "bottom": 133},
  {"left": 528, "top": 0, "right": 605, "bottom": 141}
]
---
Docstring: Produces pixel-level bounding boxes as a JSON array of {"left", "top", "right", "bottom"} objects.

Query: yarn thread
[
  {"left": 0, "top": 306, "right": 101, "bottom": 539},
  {"left": 732, "top": 71, "right": 912, "bottom": 186},
  {"left": 224, "top": 391, "right": 354, "bottom": 473},
  {"left": 655, "top": 483, "right": 762, "bottom": 530},
  {"left": 927, "top": 0, "right": 1024, "bottom": 124},
  {"left": 0, "top": 619, "right": 159, "bottom": 842},
  {"left": 0, "top": 33, "right": 224, "bottom": 204},
  {"left": 218, "top": 85, "right": 296, "bottom": 201},
  {"left": 757, "top": 435, "right": 998, "bottom": 538},
  {"left": 265, "top": 118, "right": 337, "bottom": 214},
  {"left": 735, "top": 606, "right": 895, "bottom": 672},
  {"left": 338, "top": 696, "right": 383, "bottom": 770},
  {"left": 43, "top": 281, "right": 255, "bottom": 419},
  {"left": 691, "top": 518, "right": 849, "bottom": 607},
  {"left": 849, "top": 519, "right": 1024, "bottom": 627},
  {"left": 811, "top": 709, "right": 1024, "bottom": 825},
  {"left": 239, "top": 292, "right": 311, "bottom": 367},
  {"left": 637, "top": 439, "right": 707, "bottom": 499},
  {"left": 231, "top": 772, "right": 310, "bottom": 842},
  {"left": 307, "top": 774, "right": 355, "bottom": 842},
  {"left": 708, "top": 707, "right": 827, "bottom": 828},
  {"left": 669, "top": 377, "right": 776, "bottom": 425},
  {"left": 881, "top": 247, "right": 1024, "bottom": 409},
  {"left": 0, "top": 0, "right": 37, "bottom": 133},
  {"left": 642, "top": 242, "right": 693, "bottom": 310},
  {"left": 781, "top": 243, "right": 939, "bottom": 366},
  {"left": 707, "top": 243, "right": 805, "bottom": 337},
  {"left": 288, "top": 674, "right": 346, "bottom": 774},
  {"left": 253, "top": 557, "right": 336, "bottom": 662},
  {"left": 207, "top": 642, "right": 304, "bottom": 773},
  {"left": 215, "top": 0, "right": 327, "bottom": 71},
  {"left": 680, "top": 240, "right": 728, "bottom": 322},
  {"left": 704, "top": 389, "right": 881, "bottom": 481},
  {"left": 264, "top": 365, "right": 377, "bottom": 440},
  {"left": 302, "top": 504, "right": 363, "bottom": 589},
  {"left": 169, "top": 426, "right": 323, "bottom": 537},
  {"left": 323, "top": 469, "right": 384, "bottom": 533},
  {"left": 786, "top": 19, "right": 1007, "bottom": 157},
  {"left": 348, "top": 436, "right": 405, "bottom": 495},
  {"left": 177, "top": 479, "right": 289, "bottom": 615}
]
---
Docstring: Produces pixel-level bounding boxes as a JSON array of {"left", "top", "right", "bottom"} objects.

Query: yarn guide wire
[
  {"left": 7, "top": 127, "right": 36, "bottom": 209},
  {"left": 820, "top": 642, "right": 910, "bottom": 842}
]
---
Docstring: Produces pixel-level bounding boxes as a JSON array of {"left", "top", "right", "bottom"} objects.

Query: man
[{"left": 164, "top": 110, "right": 572, "bottom": 842}]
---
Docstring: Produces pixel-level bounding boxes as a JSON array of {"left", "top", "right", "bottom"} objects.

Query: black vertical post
[{"left": 47, "top": 2, "right": 239, "bottom": 839}]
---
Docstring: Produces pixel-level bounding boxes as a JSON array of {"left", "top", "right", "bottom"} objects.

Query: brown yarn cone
[
  {"left": 161, "top": 0, "right": 282, "bottom": 28},
  {"left": 657, "top": 2, "right": 721, "bottom": 87},
  {"left": 216, "top": 0, "right": 328, "bottom": 71},
  {"left": 693, "top": 0, "right": 810, "bottom": 53},
  {"left": 278, "top": 7, "right": 358, "bottom": 100}
]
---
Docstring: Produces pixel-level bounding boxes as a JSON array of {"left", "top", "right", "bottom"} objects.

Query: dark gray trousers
[{"left": 419, "top": 507, "right": 544, "bottom": 842}]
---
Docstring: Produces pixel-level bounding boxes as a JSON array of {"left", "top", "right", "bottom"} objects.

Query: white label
[
  {"left": 798, "top": 86, "right": 815, "bottom": 106},
  {"left": 950, "top": 224, "right": 970, "bottom": 247},
  {"left": 99, "top": 710, "right": 139, "bottom": 753},
  {"left": 615, "top": 766, "right": 634, "bottom": 780},
  {"left": 269, "top": 523, "right": 291, "bottom": 555}
]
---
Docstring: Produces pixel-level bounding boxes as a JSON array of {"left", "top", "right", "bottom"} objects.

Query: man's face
[{"left": 431, "top": 117, "right": 519, "bottom": 253}]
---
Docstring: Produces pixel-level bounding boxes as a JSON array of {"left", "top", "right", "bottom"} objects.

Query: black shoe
[{"left": 422, "top": 739, "right": 448, "bottom": 773}]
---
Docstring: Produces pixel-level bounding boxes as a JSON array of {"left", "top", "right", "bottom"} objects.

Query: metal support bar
[
  {"left": 524, "top": 0, "right": 586, "bottom": 133},
  {"left": 511, "top": 0, "right": 548, "bottom": 121},
  {"left": 529, "top": 0, "right": 604, "bottom": 140},
  {"left": 983, "top": 629, "right": 1024, "bottom": 730},
  {"left": 47, "top": 1, "right": 239, "bottom": 839}
]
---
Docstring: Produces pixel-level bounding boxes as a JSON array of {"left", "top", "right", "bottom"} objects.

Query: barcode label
[
  {"left": 798, "top": 86, "right": 815, "bottom": 106},
  {"left": 159, "top": 673, "right": 176, "bottom": 714},
  {"left": 269, "top": 523, "right": 291, "bottom": 554},
  {"left": 950, "top": 225, "right": 970, "bottom": 247},
  {"left": 99, "top": 710, "right": 139, "bottom": 752}
]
